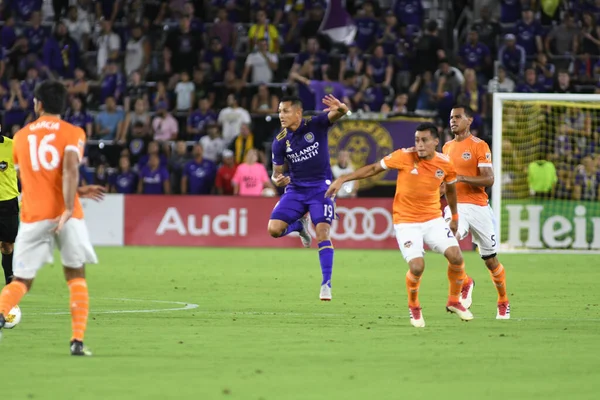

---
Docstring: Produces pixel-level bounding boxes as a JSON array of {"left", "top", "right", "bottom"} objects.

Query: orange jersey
[
  {"left": 443, "top": 135, "right": 492, "bottom": 206},
  {"left": 13, "top": 116, "right": 86, "bottom": 223},
  {"left": 381, "top": 148, "right": 457, "bottom": 224}
]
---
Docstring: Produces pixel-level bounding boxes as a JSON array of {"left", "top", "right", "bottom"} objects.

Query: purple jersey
[
  {"left": 65, "top": 110, "right": 93, "bottom": 130},
  {"left": 100, "top": 72, "right": 126, "bottom": 103},
  {"left": 183, "top": 159, "right": 217, "bottom": 194},
  {"left": 188, "top": 110, "right": 217, "bottom": 139},
  {"left": 309, "top": 81, "right": 345, "bottom": 112},
  {"left": 270, "top": 113, "right": 336, "bottom": 226},
  {"left": 500, "top": 0, "right": 521, "bottom": 23},
  {"left": 393, "top": 0, "right": 423, "bottom": 27},
  {"left": 271, "top": 113, "right": 333, "bottom": 190},
  {"left": 515, "top": 20, "right": 541, "bottom": 55},
  {"left": 499, "top": 44, "right": 526, "bottom": 76},
  {"left": 368, "top": 56, "right": 390, "bottom": 84},
  {"left": 515, "top": 82, "right": 545, "bottom": 93},
  {"left": 137, "top": 154, "right": 168, "bottom": 171},
  {"left": 354, "top": 17, "right": 379, "bottom": 52},
  {"left": 8, "top": 0, "right": 42, "bottom": 21},
  {"left": 140, "top": 166, "right": 169, "bottom": 194},
  {"left": 110, "top": 171, "right": 137, "bottom": 194},
  {"left": 24, "top": 25, "right": 49, "bottom": 53},
  {"left": 459, "top": 42, "right": 490, "bottom": 69},
  {"left": 363, "top": 86, "right": 385, "bottom": 112}
]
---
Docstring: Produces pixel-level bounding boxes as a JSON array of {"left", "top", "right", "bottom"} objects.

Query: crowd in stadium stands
[{"left": 0, "top": 0, "right": 598, "bottom": 199}]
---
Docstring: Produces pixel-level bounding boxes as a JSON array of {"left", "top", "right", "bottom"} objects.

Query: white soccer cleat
[
  {"left": 409, "top": 306, "right": 425, "bottom": 328},
  {"left": 496, "top": 302, "right": 510, "bottom": 320},
  {"left": 298, "top": 215, "right": 312, "bottom": 248},
  {"left": 446, "top": 302, "right": 474, "bottom": 321},
  {"left": 459, "top": 277, "right": 475, "bottom": 309},
  {"left": 319, "top": 284, "right": 332, "bottom": 301}
]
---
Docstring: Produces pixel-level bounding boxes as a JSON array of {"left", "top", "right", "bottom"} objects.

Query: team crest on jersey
[
  {"left": 304, "top": 132, "right": 315, "bottom": 143},
  {"left": 286, "top": 140, "right": 292, "bottom": 153},
  {"left": 0, "top": 161, "right": 7, "bottom": 172},
  {"left": 435, "top": 169, "right": 444, "bottom": 179},
  {"left": 462, "top": 151, "right": 471, "bottom": 160},
  {"left": 404, "top": 241, "right": 413, "bottom": 248},
  {"left": 485, "top": 152, "right": 491, "bottom": 161}
]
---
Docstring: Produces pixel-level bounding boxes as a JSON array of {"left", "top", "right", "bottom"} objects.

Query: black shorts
[{"left": 0, "top": 198, "right": 19, "bottom": 243}]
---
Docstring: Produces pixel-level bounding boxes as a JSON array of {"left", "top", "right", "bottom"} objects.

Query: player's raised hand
[
  {"left": 322, "top": 94, "right": 347, "bottom": 113},
  {"left": 51, "top": 209, "right": 74, "bottom": 234},
  {"left": 325, "top": 179, "right": 343, "bottom": 198},
  {"left": 272, "top": 173, "right": 291, "bottom": 187},
  {"left": 78, "top": 185, "right": 106, "bottom": 201}
]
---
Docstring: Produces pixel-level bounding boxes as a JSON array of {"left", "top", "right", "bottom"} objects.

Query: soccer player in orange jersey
[
  {"left": 326, "top": 123, "right": 473, "bottom": 328},
  {"left": 442, "top": 105, "right": 509, "bottom": 319},
  {"left": 0, "top": 81, "right": 99, "bottom": 354}
]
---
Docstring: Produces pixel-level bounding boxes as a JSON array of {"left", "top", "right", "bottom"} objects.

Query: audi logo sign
[
  {"left": 307, "top": 206, "right": 394, "bottom": 241},
  {"left": 123, "top": 195, "right": 473, "bottom": 250}
]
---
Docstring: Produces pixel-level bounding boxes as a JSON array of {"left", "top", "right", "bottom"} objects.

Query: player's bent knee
[
  {"left": 444, "top": 247, "right": 463, "bottom": 265},
  {"left": 0, "top": 242, "right": 13, "bottom": 254},
  {"left": 483, "top": 255, "right": 499, "bottom": 270},
  {"left": 408, "top": 257, "right": 425, "bottom": 276},
  {"left": 64, "top": 266, "right": 86, "bottom": 281},
  {"left": 267, "top": 220, "right": 287, "bottom": 238},
  {"left": 13, "top": 277, "right": 34, "bottom": 291}
]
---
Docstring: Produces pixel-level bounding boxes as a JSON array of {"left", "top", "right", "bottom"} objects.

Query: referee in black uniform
[{"left": 0, "top": 125, "right": 19, "bottom": 285}]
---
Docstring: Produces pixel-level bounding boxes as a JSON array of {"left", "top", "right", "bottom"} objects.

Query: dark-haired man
[
  {"left": 0, "top": 81, "right": 101, "bottom": 355},
  {"left": 443, "top": 105, "right": 509, "bottom": 320},
  {"left": 326, "top": 122, "right": 474, "bottom": 328},
  {"left": 268, "top": 94, "right": 349, "bottom": 301}
]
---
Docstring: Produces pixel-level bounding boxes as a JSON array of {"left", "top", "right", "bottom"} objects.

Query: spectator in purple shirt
[
  {"left": 574, "top": 157, "right": 600, "bottom": 201},
  {"left": 137, "top": 141, "right": 169, "bottom": 171},
  {"left": 515, "top": 8, "right": 543, "bottom": 56},
  {"left": 2, "top": 78, "right": 29, "bottom": 130},
  {"left": 458, "top": 29, "right": 491, "bottom": 77},
  {"left": 20, "top": 66, "right": 40, "bottom": 110},
  {"left": 201, "top": 36, "right": 235, "bottom": 83},
  {"left": 100, "top": 61, "right": 126, "bottom": 104},
  {"left": 138, "top": 153, "right": 171, "bottom": 194},
  {"left": 291, "top": 37, "right": 330, "bottom": 110},
  {"left": 533, "top": 53, "right": 555, "bottom": 90},
  {"left": 1, "top": 14, "right": 18, "bottom": 53},
  {"left": 500, "top": 0, "right": 521, "bottom": 23},
  {"left": 498, "top": 34, "right": 526, "bottom": 78},
  {"left": 110, "top": 156, "right": 138, "bottom": 194},
  {"left": 186, "top": 98, "right": 218, "bottom": 140},
  {"left": 181, "top": 144, "right": 217, "bottom": 195},
  {"left": 289, "top": 72, "right": 345, "bottom": 112},
  {"left": 65, "top": 96, "right": 94, "bottom": 137},
  {"left": 516, "top": 67, "right": 545, "bottom": 93},
  {"left": 43, "top": 22, "right": 80, "bottom": 78},
  {"left": 7, "top": 0, "right": 42, "bottom": 22},
  {"left": 354, "top": 2, "right": 379, "bottom": 53},
  {"left": 281, "top": 10, "right": 302, "bottom": 53},
  {"left": 393, "top": 0, "right": 423, "bottom": 29},
  {"left": 366, "top": 45, "right": 393, "bottom": 87},
  {"left": 24, "top": 11, "right": 49, "bottom": 54}
]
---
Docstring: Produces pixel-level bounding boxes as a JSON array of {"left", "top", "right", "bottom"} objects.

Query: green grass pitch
[{"left": 2, "top": 248, "right": 599, "bottom": 400}]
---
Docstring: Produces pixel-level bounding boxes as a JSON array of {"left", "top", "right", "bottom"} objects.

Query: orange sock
[
  {"left": 447, "top": 263, "right": 466, "bottom": 303},
  {"left": 405, "top": 270, "right": 422, "bottom": 308},
  {"left": 489, "top": 264, "right": 508, "bottom": 303},
  {"left": 0, "top": 280, "right": 28, "bottom": 316},
  {"left": 68, "top": 278, "right": 89, "bottom": 342}
]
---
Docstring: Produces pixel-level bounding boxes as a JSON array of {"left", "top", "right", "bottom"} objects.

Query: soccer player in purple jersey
[{"left": 268, "top": 95, "right": 350, "bottom": 301}]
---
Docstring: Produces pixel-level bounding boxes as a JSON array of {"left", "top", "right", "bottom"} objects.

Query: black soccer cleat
[{"left": 70, "top": 340, "right": 92, "bottom": 356}]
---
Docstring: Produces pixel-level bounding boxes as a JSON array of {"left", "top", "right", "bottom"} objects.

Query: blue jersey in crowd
[
  {"left": 183, "top": 159, "right": 217, "bottom": 194},
  {"left": 140, "top": 166, "right": 169, "bottom": 194}
]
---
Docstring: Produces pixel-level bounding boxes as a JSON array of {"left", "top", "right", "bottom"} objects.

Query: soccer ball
[{"left": 4, "top": 306, "right": 21, "bottom": 329}]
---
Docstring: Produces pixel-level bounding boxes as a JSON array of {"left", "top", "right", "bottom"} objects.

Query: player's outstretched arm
[
  {"left": 457, "top": 166, "right": 494, "bottom": 187},
  {"left": 271, "top": 164, "right": 290, "bottom": 187},
  {"left": 445, "top": 182, "right": 460, "bottom": 236},
  {"left": 77, "top": 185, "right": 106, "bottom": 201},
  {"left": 325, "top": 162, "right": 384, "bottom": 198},
  {"left": 322, "top": 94, "right": 349, "bottom": 124}
]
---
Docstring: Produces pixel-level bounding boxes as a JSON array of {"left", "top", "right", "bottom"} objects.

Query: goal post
[{"left": 492, "top": 93, "right": 600, "bottom": 253}]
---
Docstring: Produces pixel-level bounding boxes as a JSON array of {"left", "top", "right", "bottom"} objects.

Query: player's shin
[
  {"left": 489, "top": 263, "right": 508, "bottom": 303},
  {"left": 68, "top": 278, "right": 89, "bottom": 342},
  {"left": 447, "top": 262, "right": 467, "bottom": 303},
  {"left": 1, "top": 251, "right": 13, "bottom": 285},
  {"left": 405, "top": 270, "right": 422, "bottom": 308},
  {"left": 318, "top": 240, "right": 334, "bottom": 287},
  {"left": 0, "top": 280, "right": 27, "bottom": 317}
]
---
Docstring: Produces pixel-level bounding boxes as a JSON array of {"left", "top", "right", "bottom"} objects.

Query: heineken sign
[{"left": 503, "top": 200, "right": 600, "bottom": 249}]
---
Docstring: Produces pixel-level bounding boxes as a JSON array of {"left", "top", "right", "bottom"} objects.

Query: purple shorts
[{"left": 270, "top": 186, "right": 335, "bottom": 226}]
